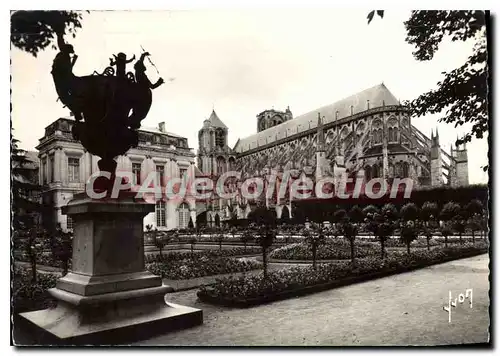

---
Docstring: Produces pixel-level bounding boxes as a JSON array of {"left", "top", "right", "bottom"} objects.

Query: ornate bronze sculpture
[{"left": 51, "top": 35, "right": 164, "bottom": 186}]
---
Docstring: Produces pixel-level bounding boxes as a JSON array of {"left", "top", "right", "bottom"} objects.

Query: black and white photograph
[{"left": 9, "top": 6, "right": 491, "bottom": 346}]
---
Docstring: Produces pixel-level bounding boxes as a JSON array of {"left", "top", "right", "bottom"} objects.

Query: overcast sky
[{"left": 11, "top": 9, "right": 489, "bottom": 184}]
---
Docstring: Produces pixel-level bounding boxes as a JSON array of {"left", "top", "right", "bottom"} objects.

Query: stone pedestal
[{"left": 19, "top": 193, "right": 202, "bottom": 345}]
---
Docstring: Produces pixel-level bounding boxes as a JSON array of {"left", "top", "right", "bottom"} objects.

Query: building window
[
  {"left": 49, "top": 155, "right": 55, "bottom": 182},
  {"left": 41, "top": 158, "right": 47, "bottom": 185},
  {"left": 156, "top": 165, "right": 164, "bottom": 186},
  {"left": 156, "top": 201, "right": 166, "bottom": 227},
  {"left": 132, "top": 163, "right": 141, "bottom": 185},
  {"left": 215, "top": 130, "right": 225, "bottom": 147},
  {"left": 68, "top": 157, "right": 80, "bottom": 182},
  {"left": 66, "top": 216, "right": 74, "bottom": 231},
  {"left": 178, "top": 203, "right": 190, "bottom": 229},
  {"left": 180, "top": 168, "right": 187, "bottom": 179}
]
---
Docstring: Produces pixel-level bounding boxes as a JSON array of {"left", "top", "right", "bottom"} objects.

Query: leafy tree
[
  {"left": 440, "top": 202, "right": 461, "bottom": 222},
  {"left": 255, "top": 226, "right": 276, "bottom": 279},
  {"left": 440, "top": 226, "right": 453, "bottom": 248},
  {"left": 452, "top": 218, "right": 466, "bottom": 244},
  {"left": 215, "top": 228, "right": 227, "bottom": 251},
  {"left": 304, "top": 224, "right": 326, "bottom": 270},
  {"left": 340, "top": 218, "right": 359, "bottom": 266},
  {"left": 467, "top": 215, "right": 481, "bottom": 244},
  {"left": 153, "top": 229, "right": 166, "bottom": 259},
  {"left": 370, "top": 11, "right": 488, "bottom": 170},
  {"left": 240, "top": 229, "right": 253, "bottom": 252},
  {"left": 421, "top": 201, "right": 438, "bottom": 226},
  {"left": 420, "top": 225, "right": 434, "bottom": 251},
  {"left": 400, "top": 203, "right": 419, "bottom": 222},
  {"left": 12, "top": 138, "right": 41, "bottom": 230},
  {"left": 349, "top": 205, "right": 364, "bottom": 223},
  {"left": 50, "top": 226, "right": 72, "bottom": 276},
  {"left": 367, "top": 212, "right": 395, "bottom": 259},
  {"left": 363, "top": 204, "right": 379, "bottom": 218},
  {"left": 11, "top": 10, "right": 85, "bottom": 57},
  {"left": 400, "top": 221, "right": 419, "bottom": 255},
  {"left": 466, "top": 199, "right": 483, "bottom": 219},
  {"left": 333, "top": 209, "right": 347, "bottom": 223}
]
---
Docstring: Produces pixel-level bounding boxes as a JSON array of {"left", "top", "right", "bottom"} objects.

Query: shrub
[
  {"left": 12, "top": 267, "right": 58, "bottom": 313},
  {"left": 269, "top": 239, "right": 379, "bottom": 260},
  {"left": 199, "top": 243, "right": 488, "bottom": 303}
]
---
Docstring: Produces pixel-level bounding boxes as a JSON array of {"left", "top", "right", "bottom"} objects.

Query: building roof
[
  {"left": 140, "top": 126, "right": 183, "bottom": 138},
  {"left": 234, "top": 83, "right": 400, "bottom": 153},
  {"left": 206, "top": 110, "right": 227, "bottom": 129}
]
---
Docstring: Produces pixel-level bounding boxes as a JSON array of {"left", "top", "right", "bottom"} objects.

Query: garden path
[{"left": 140, "top": 254, "right": 490, "bottom": 346}]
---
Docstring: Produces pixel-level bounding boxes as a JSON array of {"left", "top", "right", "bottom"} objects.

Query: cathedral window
[
  {"left": 217, "top": 157, "right": 226, "bottom": 175},
  {"left": 372, "top": 164, "right": 379, "bottom": 178},
  {"left": 365, "top": 166, "right": 372, "bottom": 180},
  {"left": 215, "top": 130, "right": 225, "bottom": 147},
  {"left": 402, "top": 162, "right": 410, "bottom": 178}
]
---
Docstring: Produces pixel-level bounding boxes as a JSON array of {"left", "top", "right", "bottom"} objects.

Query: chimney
[{"left": 158, "top": 122, "right": 165, "bottom": 133}]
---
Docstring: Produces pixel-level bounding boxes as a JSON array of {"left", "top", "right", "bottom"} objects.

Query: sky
[{"left": 10, "top": 9, "right": 489, "bottom": 184}]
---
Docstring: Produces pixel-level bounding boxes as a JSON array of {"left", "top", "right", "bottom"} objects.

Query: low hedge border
[{"left": 197, "top": 249, "right": 488, "bottom": 308}]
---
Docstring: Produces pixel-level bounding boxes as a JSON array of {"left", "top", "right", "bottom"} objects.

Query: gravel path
[{"left": 139, "top": 254, "right": 490, "bottom": 346}]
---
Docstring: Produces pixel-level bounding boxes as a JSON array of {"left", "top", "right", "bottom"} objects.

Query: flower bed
[
  {"left": 362, "top": 237, "right": 441, "bottom": 248},
  {"left": 268, "top": 239, "right": 379, "bottom": 260},
  {"left": 146, "top": 254, "right": 261, "bottom": 280},
  {"left": 198, "top": 242, "right": 488, "bottom": 307},
  {"left": 13, "top": 251, "right": 71, "bottom": 269},
  {"left": 12, "top": 267, "right": 58, "bottom": 314},
  {"left": 145, "top": 247, "right": 261, "bottom": 263}
]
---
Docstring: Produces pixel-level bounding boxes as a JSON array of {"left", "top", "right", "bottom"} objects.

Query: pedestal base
[{"left": 19, "top": 297, "right": 202, "bottom": 345}]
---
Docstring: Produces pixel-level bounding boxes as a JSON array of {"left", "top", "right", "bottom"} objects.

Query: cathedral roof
[
  {"left": 206, "top": 110, "right": 227, "bottom": 129},
  {"left": 234, "top": 83, "right": 400, "bottom": 153}
]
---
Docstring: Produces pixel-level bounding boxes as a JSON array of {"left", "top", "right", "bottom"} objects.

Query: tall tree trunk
[
  {"left": 380, "top": 238, "right": 385, "bottom": 259},
  {"left": 219, "top": 240, "right": 222, "bottom": 251},
  {"left": 191, "top": 244, "right": 194, "bottom": 257},
  {"left": 312, "top": 245, "right": 317, "bottom": 270},
  {"left": 459, "top": 232, "right": 462, "bottom": 244},
  {"left": 407, "top": 242, "right": 410, "bottom": 255},
  {"left": 472, "top": 230, "right": 475, "bottom": 245},
  {"left": 159, "top": 246, "right": 163, "bottom": 259},
  {"left": 427, "top": 237, "right": 430, "bottom": 251},
  {"left": 262, "top": 247, "right": 268, "bottom": 279},
  {"left": 30, "top": 250, "right": 37, "bottom": 283},
  {"left": 244, "top": 241, "right": 247, "bottom": 252},
  {"left": 350, "top": 239, "right": 355, "bottom": 266},
  {"left": 445, "top": 236, "right": 448, "bottom": 248}
]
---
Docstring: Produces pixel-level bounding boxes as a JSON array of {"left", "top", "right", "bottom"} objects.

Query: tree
[
  {"left": 50, "top": 226, "right": 72, "bottom": 276},
  {"left": 440, "top": 202, "right": 461, "bottom": 223},
  {"left": 187, "top": 234, "right": 197, "bottom": 258},
  {"left": 400, "top": 221, "right": 419, "bottom": 255},
  {"left": 466, "top": 199, "right": 483, "bottom": 219},
  {"left": 304, "top": 224, "right": 326, "bottom": 270},
  {"left": 25, "top": 226, "right": 47, "bottom": 282},
  {"left": 400, "top": 203, "right": 419, "bottom": 222},
  {"left": 467, "top": 216, "right": 481, "bottom": 245},
  {"left": 11, "top": 138, "right": 41, "bottom": 230},
  {"left": 153, "top": 229, "right": 166, "bottom": 259},
  {"left": 440, "top": 226, "right": 453, "bottom": 248},
  {"left": 370, "top": 11, "right": 488, "bottom": 170},
  {"left": 11, "top": 10, "right": 85, "bottom": 57},
  {"left": 280, "top": 206, "right": 291, "bottom": 224},
  {"left": 421, "top": 201, "right": 438, "bottom": 226},
  {"left": 405, "top": 11, "right": 488, "bottom": 156},
  {"left": 349, "top": 205, "right": 365, "bottom": 224},
  {"left": 420, "top": 225, "right": 434, "bottom": 251},
  {"left": 215, "top": 228, "right": 226, "bottom": 251},
  {"left": 367, "top": 211, "right": 395, "bottom": 259},
  {"left": 240, "top": 229, "right": 253, "bottom": 252},
  {"left": 214, "top": 214, "right": 221, "bottom": 228},
  {"left": 255, "top": 226, "right": 276, "bottom": 279},
  {"left": 340, "top": 218, "right": 359, "bottom": 266},
  {"left": 333, "top": 209, "right": 347, "bottom": 224},
  {"left": 452, "top": 218, "right": 466, "bottom": 244}
]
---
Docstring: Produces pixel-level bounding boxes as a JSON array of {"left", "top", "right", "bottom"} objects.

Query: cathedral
[{"left": 196, "top": 84, "right": 469, "bottom": 225}]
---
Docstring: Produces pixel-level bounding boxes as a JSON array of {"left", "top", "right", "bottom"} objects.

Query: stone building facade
[
  {"left": 197, "top": 84, "right": 469, "bottom": 224},
  {"left": 37, "top": 117, "right": 197, "bottom": 232}
]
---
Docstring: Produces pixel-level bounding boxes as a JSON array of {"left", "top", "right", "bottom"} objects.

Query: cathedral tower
[
  {"left": 256, "top": 106, "right": 293, "bottom": 132},
  {"left": 197, "top": 110, "right": 232, "bottom": 176},
  {"left": 450, "top": 139, "right": 469, "bottom": 186},
  {"left": 430, "top": 128, "right": 444, "bottom": 186}
]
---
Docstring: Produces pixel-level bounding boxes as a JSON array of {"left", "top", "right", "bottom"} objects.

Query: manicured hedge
[
  {"left": 146, "top": 255, "right": 261, "bottom": 280},
  {"left": 197, "top": 242, "right": 488, "bottom": 307},
  {"left": 268, "top": 239, "right": 379, "bottom": 260}
]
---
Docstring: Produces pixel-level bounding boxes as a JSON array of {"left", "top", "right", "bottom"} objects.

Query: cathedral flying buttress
[{"left": 196, "top": 83, "right": 470, "bottom": 224}]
